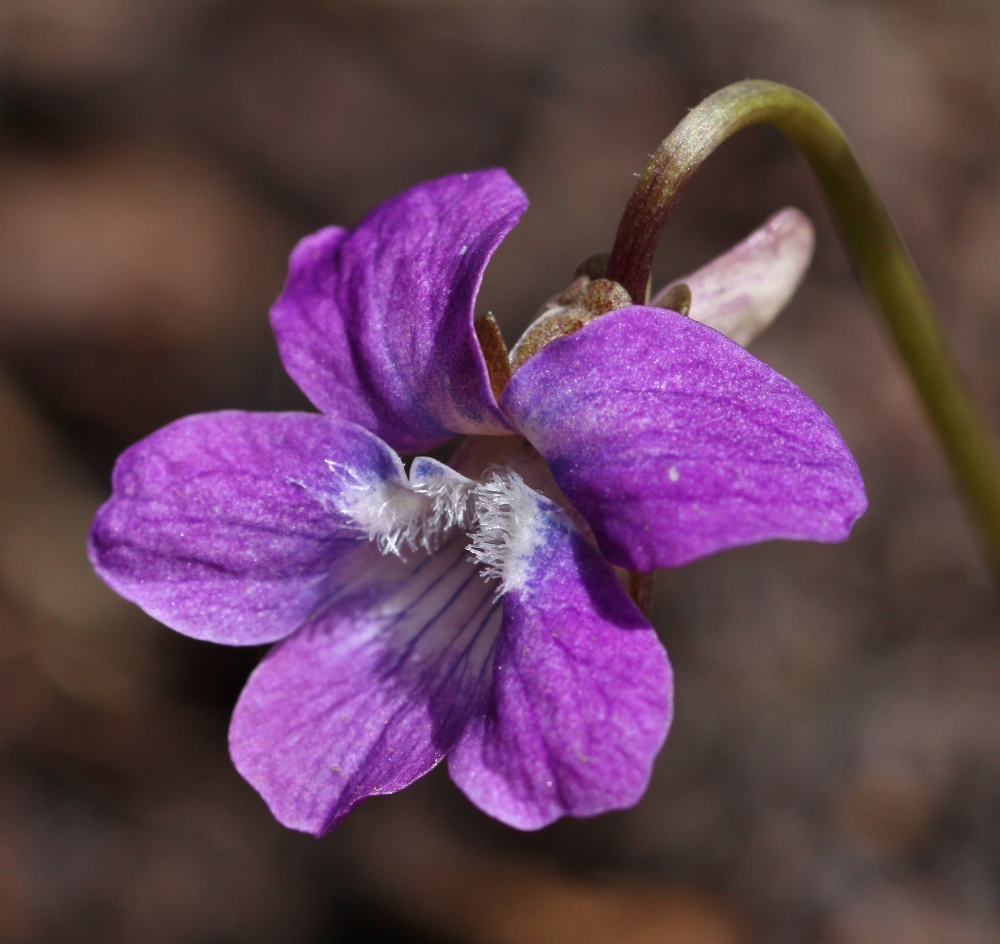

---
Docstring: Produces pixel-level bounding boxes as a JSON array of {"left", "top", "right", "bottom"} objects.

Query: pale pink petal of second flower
[{"left": 652, "top": 207, "right": 815, "bottom": 346}]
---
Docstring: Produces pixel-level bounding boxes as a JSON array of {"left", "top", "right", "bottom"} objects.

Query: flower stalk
[{"left": 606, "top": 79, "right": 1000, "bottom": 584}]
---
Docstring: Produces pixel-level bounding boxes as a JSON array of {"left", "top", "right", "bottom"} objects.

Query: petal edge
[{"left": 271, "top": 170, "right": 525, "bottom": 452}]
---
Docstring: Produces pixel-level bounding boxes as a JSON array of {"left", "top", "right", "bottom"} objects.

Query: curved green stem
[{"left": 607, "top": 79, "right": 1000, "bottom": 583}]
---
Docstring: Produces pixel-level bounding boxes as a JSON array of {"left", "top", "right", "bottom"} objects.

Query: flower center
[{"left": 334, "top": 458, "right": 545, "bottom": 596}]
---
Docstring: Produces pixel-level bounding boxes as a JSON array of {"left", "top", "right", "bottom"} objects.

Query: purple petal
[
  {"left": 89, "top": 411, "right": 403, "bottom": 645},
  {"left": 271, "top": 170, "right": 525, "bottom": 453},
  {"left": 651, "top": 208, "right": 815, "bottom": 347},
  {"left": 230, "top": 535, "right": 500, "bottom": 835},
  {"left": 502, "top": 307, "right": 867, "bottom": 571},
  {"left": 448, "top": 493, "right": 672, "bottom": 830}
]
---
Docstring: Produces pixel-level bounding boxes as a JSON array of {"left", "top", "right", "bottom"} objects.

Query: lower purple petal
[
  {"left": 448, "top": 495, "right": 672, "bottom": 830},
  {"left": 230, "top": 535, "right": 500, "bottom": 836}
]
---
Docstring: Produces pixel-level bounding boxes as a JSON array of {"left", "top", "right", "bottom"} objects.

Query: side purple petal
[
  {"left": 448, "top": 494, "right": 672, "bottom": 830},
  {"left": 271, "top": 170, "right": 524, "bottom": 453},
  {"left": 502, "top": 307, "right": 868, "bottom": 571},
  {"left": 230, "top": 535, "right": 500, "bottom": 836},
  {"left": 88, "top": 411, "right": 402, "bottom": 645}
]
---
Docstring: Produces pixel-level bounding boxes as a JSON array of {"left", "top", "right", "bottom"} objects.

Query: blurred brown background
[{"left": 1, "top": 1, "right": 999, "bottom": 942}]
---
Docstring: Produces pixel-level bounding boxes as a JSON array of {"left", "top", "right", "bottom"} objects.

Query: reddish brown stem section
[{"left": 627, "top": 571, "right": 653, "bottom": 620}]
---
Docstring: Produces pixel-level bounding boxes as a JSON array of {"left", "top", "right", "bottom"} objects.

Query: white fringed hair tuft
[
  {"left": 466, "top": 469, "right": 544, "bottom": 595},
  {"left": 331, "top": 460, "right": 545, "bottom": 595}
]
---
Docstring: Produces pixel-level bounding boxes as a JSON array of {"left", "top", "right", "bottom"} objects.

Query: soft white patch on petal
[
  {"left": 332, "top": 457, "right": 474, "bottom": 558},
  {"left": 652, "top": 207, "right": 815, "bottom": 347},
  {"left": 467, "top": 470, "right": 547, "bottom": 596},
  {"left": 409, "top": 457, "right": 476, "bottom": 539},
  {"left": 333, "top": 473, "right": 427, "bottom": 557}
]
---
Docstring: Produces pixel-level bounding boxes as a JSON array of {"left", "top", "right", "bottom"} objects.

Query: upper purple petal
[
  {"left": 230, "top": 534, "right": 500, "bottom": 835},
  {"left": 271, "top": 170, "right": 525, "bottom": 453},
  {"left": 501, "top": 307, "right": 868, "bottom": 571},
  {"left": 447, "top": 490, "right": 672, "bottom": 830},
  {"left": 88, "top": 411, "right": 402, "bottom": 645}
]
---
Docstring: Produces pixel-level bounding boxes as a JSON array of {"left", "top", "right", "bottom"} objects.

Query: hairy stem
[{"left": 607, "top": 79, "right": 1000, "bottom": 582}]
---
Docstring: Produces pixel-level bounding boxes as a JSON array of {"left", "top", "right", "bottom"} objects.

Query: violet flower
[{"left": 89, "top": 170, "right": 865, "bottom": 835}]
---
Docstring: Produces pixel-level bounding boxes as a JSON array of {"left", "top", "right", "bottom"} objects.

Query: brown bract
[
  {"left": 473, "top": 312, "right": 512, "bottom": 401},
  {"left": 655, "top": 282, "right": 692, "bottom": 317},
  {"left": 508, "top": 275, "right": 632, "bottom": 372}
]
